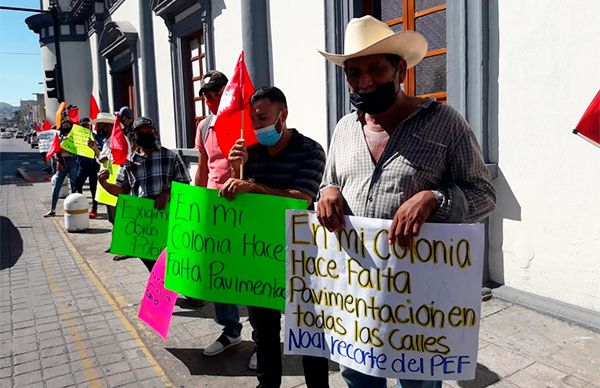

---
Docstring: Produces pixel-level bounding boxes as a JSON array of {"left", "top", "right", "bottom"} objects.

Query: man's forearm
[
  {"left": 194, "top": 154, "right": 209, "bottom": 187},
  {"left": 248, "top": 182, "right": 312, "bottom": 206},
  {"left": 194, "top": 166, "right": 208, "bottom": 187},
  {"left": 100, "top": 181, "right": 127, "bottom": 197}
]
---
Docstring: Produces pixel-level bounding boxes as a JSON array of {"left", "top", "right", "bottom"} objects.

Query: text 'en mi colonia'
[{"left": 290, "top": 214, "right": 473, "bottom": 270}]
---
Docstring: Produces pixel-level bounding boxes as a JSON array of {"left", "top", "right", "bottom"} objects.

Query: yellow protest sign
[
  {"left": 96, "top": 163, "right": 120, "bottom": 206},
  {"left": 60, "top": 124, "right": 95, "bottom": 158}
]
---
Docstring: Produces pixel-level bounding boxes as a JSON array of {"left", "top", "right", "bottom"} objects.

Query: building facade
[{"left": 26, "top": 0, "right": 600, "bottom": 324}]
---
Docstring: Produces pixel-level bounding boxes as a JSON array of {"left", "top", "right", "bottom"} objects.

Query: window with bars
[
  {"left": 370, "top": 0, "right": 447, "bottom": 102},
  {"left": 185, "top": 31, "right": 209, "bottom": 131}
]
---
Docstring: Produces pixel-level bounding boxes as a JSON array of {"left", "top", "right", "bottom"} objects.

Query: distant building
[
  {"left": 25, "top": 0, "right": 600, "bottom": 328},
  {"left": 19, "top": 99, "right": 37, "bottom": 126}
]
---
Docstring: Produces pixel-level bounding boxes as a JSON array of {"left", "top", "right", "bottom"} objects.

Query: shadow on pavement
[
  {"left": 0, "top": 216, "right": 24, "bottom": 270},
  {"left": 167, "top": 341, "right": 338, "bottom": 377},
  {"left": 457, "top": 363, "right": 501, "bottom": 387},
  {"left": 173, "top": 300, "right": 250, "bottom": 319},
  {"left": 72, "top": 228, "right": 112, "bottom": 234}
]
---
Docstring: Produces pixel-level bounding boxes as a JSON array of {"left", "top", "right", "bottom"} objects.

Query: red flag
[
  {"left": 34, "top": 122, "right": 41, "bottom": 132},
  {"left": 90, "top": 95, "right": 100, "bottom": 120},
  {"left": 68, "top": 107, "right": 80, "bottom": 124},
  {"left": 42, "top": 120, "right": 51, "bottom": 131},
  {"left": 45, "top": 134, "right": 61, "bottom": 161},
  {"left": 573, "top": 90, "right": 600, "bottom": 147},
  {"left": 110, "top": 114, "right": 129, "bottom": 164},
  {"left": 213, "top": 51, "right": 257, "bottom": 158}
]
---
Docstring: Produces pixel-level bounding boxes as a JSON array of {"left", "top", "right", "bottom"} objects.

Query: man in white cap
[
  {"left": 317, "top": 16, "right": 496, "bottom": 388},
  {"left": 88, "top": 112, "right": 118, "bottom": 221}
]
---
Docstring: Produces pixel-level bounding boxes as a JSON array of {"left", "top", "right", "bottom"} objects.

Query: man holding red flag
[
  {"left": 220, "top": 86, "right": 327, "bottom": 388},
  {"left": 192, "top": 69, "right": 256, "bottom": 364}
]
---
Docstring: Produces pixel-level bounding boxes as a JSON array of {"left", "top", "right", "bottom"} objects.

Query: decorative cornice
[
  {"left": 151, "top": 0, "right": 207, "bottom": 23},
  {"left": 99, "top": 21, "right": 138, "bottom": 60},
  {"left": 25, "top": 13, "right": 53, "bottom": 34}
]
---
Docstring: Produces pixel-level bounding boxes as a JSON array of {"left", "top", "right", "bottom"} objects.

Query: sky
[{"left": 0, "top": 0, "right": 44, "bottom": 106}]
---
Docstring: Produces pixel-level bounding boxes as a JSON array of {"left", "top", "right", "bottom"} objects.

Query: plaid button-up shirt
[
  {"left": 116, "top": 145, "right": 191, "bottom": 199},
  {"left": 320, "top": 100, "right": 496, "bottom": 222}
]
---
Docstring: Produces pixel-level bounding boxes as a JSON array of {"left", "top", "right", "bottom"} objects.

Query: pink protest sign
[{"left": 138, "top": 249, "right": 177, "bottom": 340}]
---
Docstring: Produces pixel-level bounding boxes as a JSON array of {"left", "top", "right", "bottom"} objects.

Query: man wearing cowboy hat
[
  {"left": 88, "top": 112, "right": 119, "bottom": 222},
  {"left": 317, "top": 16, "right": 496, "bottom": 388}
]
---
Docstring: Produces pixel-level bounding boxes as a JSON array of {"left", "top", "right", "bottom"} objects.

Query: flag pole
[
  {"left": 240, "top": 110, "right": 245, "bottom": 179},
  {"left": 239, "top": 52, "right": 245, "bottom": 180}
]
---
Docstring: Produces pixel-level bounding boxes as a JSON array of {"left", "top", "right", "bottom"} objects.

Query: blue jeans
[
  {"left": 51, "top": 157, "right": 79, "bottom": 210},
  {"left": 215, "top": 303, "right": 242, "bottom": 338},
  {"left": 341, "top": 366, "right": 442, "bottom": 388}
]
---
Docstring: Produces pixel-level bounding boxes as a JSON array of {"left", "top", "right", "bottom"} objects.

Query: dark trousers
[
  {"left": 248, "top": 307, "right": 330, "bottom": 388},
  {"left": 248, "top": 306, "right": 282, "bottom": 388},
  {"left": 140, "top": 258, "right": 155, "bottom": 272},
  {"left": 75, "top": 161, "right": 100, "bottom": 211},
  {"left": 107, "top": 204, "right": 116, "bottom": 224},
  {"left": 302, "top": 356, "right": 330, "bottom": 388}
]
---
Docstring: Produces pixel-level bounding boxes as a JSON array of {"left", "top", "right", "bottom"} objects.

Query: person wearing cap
[
  {"left": 88, "top": 112, "right": 119, "bottom": 223},
  {"left": 191, "top": 70, "right": 255, "bottom": 365},
  {"left": 43, "top": 118, "right": 79, "bottom": 217},
  {"left": 316, "top": 16, "right": 496, "bottom": 388},
  {"left": 118, "top": 106, "right": 134, "bottom": 141},
  {"left": 74, "top": 117, "right": 103, "bottom": 218},
  {"left": 222, "top": 86, "right": 327, "bottom": 388},
  {"left": 98, "top": 116, "right": 191, "bottom": 272}
]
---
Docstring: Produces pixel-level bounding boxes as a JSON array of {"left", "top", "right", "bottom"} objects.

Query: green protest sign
[
  {"left": 110, "top": 195, "right": 169, "bottom": 260},
  {"left": 60, "top": 124, "right": 95, "bottom": 158},
  {"left": 164, "top": 182, "right": 307, "bottom": 310}
]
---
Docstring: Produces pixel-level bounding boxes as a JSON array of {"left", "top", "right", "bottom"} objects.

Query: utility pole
[{"left": 0, "top": 3, "right": 64, "bottom": 102}]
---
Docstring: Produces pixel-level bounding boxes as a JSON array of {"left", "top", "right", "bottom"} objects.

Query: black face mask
[
  {"left": 349, "top": 81, "right": 398, "bottom": 115},
  {"left": 134, "top": 133, "right": 156, "bottom": 149},
  {"left": 60, "top": 125, "right": 71, "bottom": 136}
]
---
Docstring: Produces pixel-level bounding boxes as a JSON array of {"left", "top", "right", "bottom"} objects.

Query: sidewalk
[
  {"left": 0, "top": 181, "right": 169, "bottom": 387},
  {"left": 3, "top": 179, "right": 600, "bottom": 387}
]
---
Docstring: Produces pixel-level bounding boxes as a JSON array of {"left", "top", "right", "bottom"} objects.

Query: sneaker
[
  {"left": 248, "top": 350, "right": 257, "bottom": 370},
  {"left": 203, "top": 333, "right": 242, "bottom": 357},
  {"left": 43, "top": 210, "right": 55, "bottom": 218},
  {"left": 89, "top": 211, "right": 97, "bottom": 219}
]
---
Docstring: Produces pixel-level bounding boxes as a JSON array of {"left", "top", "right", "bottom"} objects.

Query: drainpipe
[
  {"left": 139, "top": 0, "right": 159, "bottom": 126},
  {"left": 241, "top": 0, "right": 272, "bottom": 88}
]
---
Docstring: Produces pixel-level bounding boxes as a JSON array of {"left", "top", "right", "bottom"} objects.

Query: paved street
[{"left": 1, "top": 143, "right": 599, "bottom": 387}]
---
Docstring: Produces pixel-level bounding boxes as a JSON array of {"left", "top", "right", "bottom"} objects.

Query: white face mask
[{"left": 254, "top": 112, "right": 282, "bottom": 146}]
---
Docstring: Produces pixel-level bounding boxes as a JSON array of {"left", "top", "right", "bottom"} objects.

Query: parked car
[
  {"left": 1, "top": 132, "right": 13, "bottom": 139},
  {"left": 15, "top": 131, "right": 24, "bottom": 138}
]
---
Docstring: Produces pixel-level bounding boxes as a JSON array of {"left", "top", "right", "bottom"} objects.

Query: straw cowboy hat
[
  {"left": 319, "top": 15, "right": 428, "bottom": 68},
  {"left": 91, "top": 112, "right": 116, "bottom": 125}
]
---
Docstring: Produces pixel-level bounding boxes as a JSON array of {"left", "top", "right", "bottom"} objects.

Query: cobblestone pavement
[
  {"left": 0, "top": 181, "right": 170, "bottom": 388},
  {"left": 1, "top": 176, "right": 599, "bottom": 387}
]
